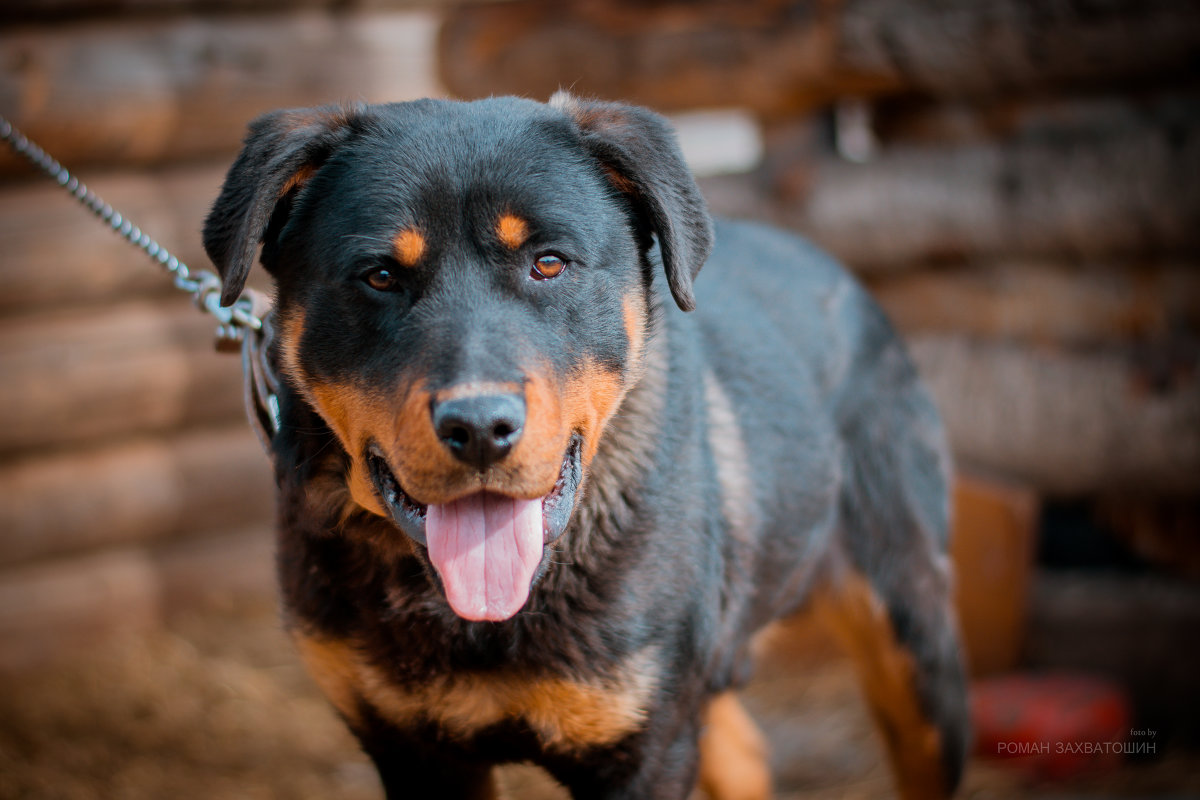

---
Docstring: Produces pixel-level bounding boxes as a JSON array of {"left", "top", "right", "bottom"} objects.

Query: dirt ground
[{"left": 1, "top": 600, "right": 1196, "bottom": 800}]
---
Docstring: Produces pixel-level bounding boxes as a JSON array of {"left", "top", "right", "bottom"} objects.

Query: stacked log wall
[
  {"left": 0, "top": 1, "right": 444, "bottom": 668},
  {"left": 1, "top": 0, "right": 1197, "bottom": 667}
]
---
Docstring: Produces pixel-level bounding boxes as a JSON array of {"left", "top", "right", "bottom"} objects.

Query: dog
[{"left": 203, "top": 93, "right": 968, "bottom": 800}]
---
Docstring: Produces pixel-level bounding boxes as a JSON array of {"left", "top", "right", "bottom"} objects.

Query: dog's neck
[{"left": 561, "top": 298, "right": 670, "bottom": 564}]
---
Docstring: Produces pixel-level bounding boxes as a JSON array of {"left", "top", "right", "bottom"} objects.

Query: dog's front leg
[
  {"left": 541, "top": 717, "right": 706, "bottom": 800},
  {"left": 355, "top": 723, "right": 499, "bottom": 800}
]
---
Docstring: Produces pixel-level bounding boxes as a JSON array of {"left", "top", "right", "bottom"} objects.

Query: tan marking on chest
[
  {"left": 292, "top": 633, "right": 365, "bottom": 726},
  {"left": 371, "top": 650, "right": 659, "bottom": 751},
  {"left": 294, "top": 632, "right": 659, "bottom": 751}
]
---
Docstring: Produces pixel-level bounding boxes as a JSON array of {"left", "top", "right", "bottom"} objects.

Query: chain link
[{"left": 0, "top": 114, "right": 262, "bottom": 334}]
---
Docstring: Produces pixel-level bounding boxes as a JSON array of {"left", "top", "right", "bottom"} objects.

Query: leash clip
[{"left": 240, "top": 307, "right": 282, "bottom": 451}]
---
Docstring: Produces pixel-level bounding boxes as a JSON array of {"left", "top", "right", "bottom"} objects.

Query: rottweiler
[{"left": 203, "top": 93, "right": 968, "bottom": 800}]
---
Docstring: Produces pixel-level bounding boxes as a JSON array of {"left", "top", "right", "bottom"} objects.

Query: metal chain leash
[
  {"left": 1, "top": 114, "right": 281, "bottom": 446},
  {"left": 0, "top": 114, "right": 267, "bottom": 338}
]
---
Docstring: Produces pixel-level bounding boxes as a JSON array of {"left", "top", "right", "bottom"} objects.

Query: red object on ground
[{"left": 971, "top": 673, "right": 1133, "bottom": 780}]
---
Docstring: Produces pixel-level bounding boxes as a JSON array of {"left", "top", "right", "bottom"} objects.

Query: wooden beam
[
  {"left": 438, "top": 0, "right": 1200, "bottom": 113},
  {"left": 1, "top": 0, "right": 440, "bottom": 25},
  {"left": 838, "top": 0, "right": 1200, "bottom": 98},
  {"left": 0, "top": 164, "right": 224, "bottom": 316},
  {"left": 0, "top": 300, "right": 246, "bottom": 455},
  {"left": 867, "top": 261, "right": 1200, "bottom": 348},
  {"left": 910, "top": 336, "right": 1200, "bottom": 495},
  {"left": 154, "top": 526, "right": 276, "bottom": 615},
  {"left": 0, "top": 525, "right": 277, "bottom": 670},
  {"left": 439, "top": 0, "right": 849, "bottom": 117},
  {"left": 0, "top": 549, "right": 161, "bottom": 672},
  {"left": 0, "top": 10, "right": 441, "bottom": 175},
  {"left": 0, "top": 425, "right": 273, "bottom": 568},
  {"left": 702, "top": 124, "right": 1200, "bottom": 268}
]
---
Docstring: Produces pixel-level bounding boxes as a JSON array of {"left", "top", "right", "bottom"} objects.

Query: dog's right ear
[
  {"left": 551, "top": 92, "right": 713, "bottom": 312},
  {"left": 203, "top": 106, "right": 360, "bottom": 306}
]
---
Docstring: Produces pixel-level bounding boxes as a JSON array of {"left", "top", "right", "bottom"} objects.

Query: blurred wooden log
[
  {"left": 701, "top": 120, "right": 1200, "bottom": 268},
  {"left": 839, "top": 0, "right": 1200, "bottom": 98},
  {"left": 0, "top": 426, "right": 272, "bottom": 568},
  {"left": 872, "top": 92, "right": 1200, "bottom": 149},
  {"left": 0, "top": 164, "right": 224, "bottom": 316},
  {"left": 1096, "top": 496, "right": 1200, "bottom": 579},
  {"left": 439, "top": 0, "right": 844, "bottom": 118},
  {"left": 0, "top": 525, "right": 277, "bottom": 670},
  {"left": 776, "top": 127, "right": 1200, "bottom": 269},
  {"left": 910, "top": 336, "right": 1200, "bottom": 495},
  {"left": 950, "top": 475, "right": 1037, "bottom": 677},
  {"left": 868, "top": 262, "right": 1200, "bottom": 347},
  {"left": 0, "top": 10, "right": 440, "bottom": 175},
  {"left": 1, "top": 0, "right": 438, "bottom": 24},
  {"left": 155, "top": 526, "right": 276, "bottom": 615},
  {"left": 0, "top": 300, "right": 245, "bottom": 455},
  {"left": 1024, "top": 571, "right": 1200, "bottom": 739},
  {"left": 439, "top": 0, "right": 1200, "bottom": 114},
  {"left": 0, "top": 549, "right": 161, "bottom": 672}
]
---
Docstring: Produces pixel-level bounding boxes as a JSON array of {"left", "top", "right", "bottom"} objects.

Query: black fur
[{"left": 204, "top": 95, "right": 968, "bottom": 800}]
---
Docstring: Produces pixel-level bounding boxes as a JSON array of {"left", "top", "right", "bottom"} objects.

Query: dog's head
[{"left": 204, "top": 94, "right": 712, "bottom": 622}]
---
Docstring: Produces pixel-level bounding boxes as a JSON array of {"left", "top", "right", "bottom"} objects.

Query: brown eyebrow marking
[
  {"left": 393, "top": 228, "right": 426, "bottom": 267},
  {"left": 497, "top": 213, "right": 530, "bottom": 250}
]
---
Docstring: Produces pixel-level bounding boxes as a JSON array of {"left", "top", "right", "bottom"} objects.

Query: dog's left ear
[
  {"left": 552, "top": 92, "right": 714, "bottom": 312},
  {"left": 203, "top": 105, "right": 361, "bottom": 306}
]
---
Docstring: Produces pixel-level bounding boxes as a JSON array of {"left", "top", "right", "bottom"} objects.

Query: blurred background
[{"left": 0, "top": 1, "right": 1197, "bottom": 798}]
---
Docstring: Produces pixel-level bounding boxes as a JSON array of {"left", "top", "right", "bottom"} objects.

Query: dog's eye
[
  {"left": 531, "top": 254, "right": 567, "bottom": 281},
  {"left": 364, "top": 267, "right": 401, "bottom": 292}
]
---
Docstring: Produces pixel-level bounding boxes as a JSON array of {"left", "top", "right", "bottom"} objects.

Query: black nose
[{"left": 432, "top": 394, "right": 525, "bottom": 470}]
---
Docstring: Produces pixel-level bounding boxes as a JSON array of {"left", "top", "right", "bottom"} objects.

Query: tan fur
[
  {"left": 563, "top": 361, "right": 627, "bottom": 466},
  {"left": 278, "top": 290, "right": 652, "bottom": 514},
  {"left": 698, "top": 693, "right": 772, "bottom": 800},
  {"left": 551, "top": 91, "right": 639, "bottom": 196},
  {"left": 293, "top": 631, "right": 660, "bottom": 753},
  {"left": 496, "top": 213, "right": 530, "bottom": 250},
  {"left": 306, "top": 381, "right": 394, "bottom": 517},
  {"left": 277, "top": 314, "right": 393, "bottom": 516},
  {"left": 278, "top": 310, "right": 306, "bottom": 383},
  {"left": 553, "top": 294, "right": 650, "bottom": 469},
  {"left": 812, "top": 572, "right": 948, "bottom": 800},
  {"left": 703, "top": 371, "right": 759, "bottom": 548},
  {"left": 435, "top": 381, "right": 523, "bottom": 403},
  {"left": 567, "top": 303, "right": 666, "bottom": 558},
  {"left": 622, "top": 293, "right": 647, "bottom": 371},
  {"left": 278, "top": 309, "right": 572, "bottom": 507},
  {"left": 279, "top": 164, "right": 318, "bottom": 198},
  {"left": 393, "top": 227, "right": 426, "bottom": 266},
  {"left": 291, "top": 633, "right": 364, "bottom": 726}
]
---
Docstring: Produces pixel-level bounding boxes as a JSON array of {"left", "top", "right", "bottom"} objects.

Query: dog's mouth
[{"left": 366, "top": 435, "right": 583, "bottom": 622}]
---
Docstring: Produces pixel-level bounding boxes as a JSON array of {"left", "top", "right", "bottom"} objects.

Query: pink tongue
[{"left": 425, "top": 493, "right": 544, "bottom": 622}]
